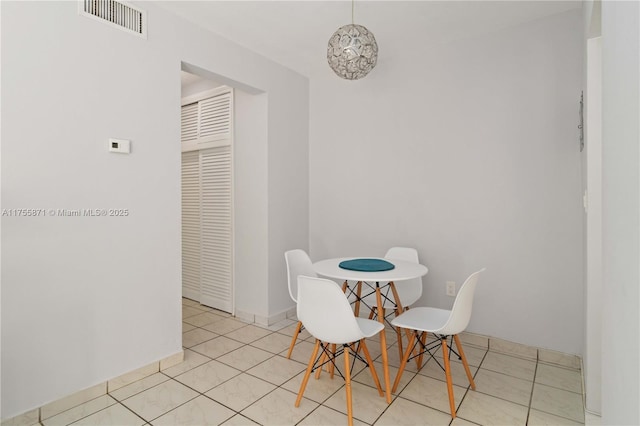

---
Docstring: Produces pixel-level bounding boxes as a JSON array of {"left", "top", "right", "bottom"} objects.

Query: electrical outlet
[{"left": 446, "top": 281, "right": 456, "bottom": 297}]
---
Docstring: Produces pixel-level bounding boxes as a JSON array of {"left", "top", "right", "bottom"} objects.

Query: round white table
[
  {"left": 313, "top": 258, "right": 428, "bottom": 283},
  {"left": 313, "top": 257, "right": 428, "bottom": 403}
]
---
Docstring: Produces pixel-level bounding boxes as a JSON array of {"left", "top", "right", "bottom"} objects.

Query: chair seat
[
  {"left": 355, "top": 317, "right": 385, "bottom": 338},
  {"left": 391, "top": 306, "right": 452, "bottom": 334}
]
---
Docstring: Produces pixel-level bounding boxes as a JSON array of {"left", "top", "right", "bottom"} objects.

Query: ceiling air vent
[{"left": 79, "top": 0, "right": 147, "bottom": 39}]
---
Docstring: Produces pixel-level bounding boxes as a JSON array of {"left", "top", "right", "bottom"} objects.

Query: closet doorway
[{"left": 180, "top": 70, "right": 234, "bottom": 314}]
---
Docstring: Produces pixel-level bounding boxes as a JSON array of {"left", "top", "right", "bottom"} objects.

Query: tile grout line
[
  {"left": 104, "top": 316, "right": 242, "bottom": 426},
  {"left": 295, "top": 404, "right": 353, "bottom": 426},
  {"left": 446, "top": 344, "right": 489, "bottom": 425},
  {"left": 146, "top": 376, "right": 236, "bottom": 425},
  {"left": 111, "top": 350, "right": 242, "bottom": 424},
  {"left": 466, "top": 351, "right": 542, "bottom": 418},
  {"left": 525, "top": 350, "right": 540, "bottom": 425},
  {"left": 116, "top": 400, "right": 150, "bottom": 426},
  {"left": 187, "top": 343, "right": 282, "bottom": 424}
]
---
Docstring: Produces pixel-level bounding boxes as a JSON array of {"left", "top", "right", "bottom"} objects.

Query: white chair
[
  {"left": 284, "top": 249, "right": 317, "bottom": 359},
  {"left": 391, "top": 268, "right": 485, "bottom": 419},
  {"left": 361, "top": 247, "right": 423, "bottom": 358},
  {"left": 295, "top": 276, "right": 384, "bottom": 426}
]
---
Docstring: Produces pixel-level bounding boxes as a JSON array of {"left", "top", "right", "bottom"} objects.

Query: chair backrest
[
  {"left": 385, "top": 247, "right": 423, "bottom": 307},
  {"left": 284, "top": 249, "right": 316, "bottom": 303},
  {"left": 439, "top": 268, "right": 486, "bottom": 336},
  {"left": 297, "top": 276, "right": 365, "bottom": 345}
]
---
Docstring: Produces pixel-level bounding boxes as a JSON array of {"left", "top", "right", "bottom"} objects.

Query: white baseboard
[
  {"left": 237, "top": 306, "right": 295, "bottom": 326},
  {"left": 584, "top": 411, "right": 602, "bottom": 425}
]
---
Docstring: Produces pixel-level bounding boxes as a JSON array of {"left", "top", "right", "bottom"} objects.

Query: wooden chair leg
[
  {"left": 287, "top": 321, "right": 303, "bottom": 359},
  {"left": 389, "top": 282, "right": 405, "bottom": 360},
  {"left": 354, "top": 281, "right": 362, "bottom": 317},
  {"left": 417, "top": 332, "right": 428, "bottom": 369},
  {"left": 441, "top": 337, "right": 456, "bottom": 418},
  {"left": 453, "top": 334, "right": 476, "bottom": 390},
  {"left": 350, "top": 285, "right": 365, "bottom": 357},
  {"left": 330, "top": 344, "right": 337, "bottom": 378},
  {"left": 389, "top": 282, "right": 404, "bottom": 315},
  {"left": 296, "top": 339, "right": 320, "bottom": 407},
  {"left": 360, "top": 339, "right": 383, "bottom": 396},
  {"left": 399, "top": 310, "right": 420, "bottom": 369},
  {"left": 344, "top": 345, "right": 354, "bottom": 426},
  {"left": 392, "top": 331, "right": 415, "bottom": 393},
  {"left": 323, "top": 343, "right": 333, "bottom": 373},
  {"left": 394, "top": 309, "right": 404, "bottom": 362},
  {"left": 368, "top": 307, "right": 376, "bottom": 320},
  {"left": 315, "top": 349, "right": 327, "bottom": 379}
]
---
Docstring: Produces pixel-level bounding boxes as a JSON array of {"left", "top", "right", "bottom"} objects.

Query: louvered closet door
[
  {"left": 199, "top": 92, "right": 231, "bottom": 143},
  {"left": 199, "top": 146, "right": 233, "bottom": 312},
  {"left": 181, "top": 151, "right": 201, "bottom": 301},
  {"left": 181, "top": 103, "right": 199, "bottom": 144},
  {"left": 181, "top": 86, "right": 234, "bottom": 313}
]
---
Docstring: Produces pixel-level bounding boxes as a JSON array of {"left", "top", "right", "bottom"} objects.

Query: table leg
[
  {"left": 389, "top": 281, "right": 405, "bottom": 361},
  {"left": 375, "top": 282, "right": 392, "bottom": 403}
]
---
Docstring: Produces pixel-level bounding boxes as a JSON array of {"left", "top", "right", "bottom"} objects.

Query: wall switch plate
[
  {"left": 109, "top": 138, "right": 130, "bottom": 154},
  {"left": 446, "top": 281, "right": 456, "bottom": 297}
]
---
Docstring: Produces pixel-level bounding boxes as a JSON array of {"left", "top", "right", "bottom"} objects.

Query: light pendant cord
[{"left": 352, "top": 0, "right": 354, "bottom": 24}]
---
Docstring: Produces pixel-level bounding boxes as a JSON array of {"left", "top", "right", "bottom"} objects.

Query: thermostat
[{"left": 109, "top": 138, "right": 131, "bottom": 154}]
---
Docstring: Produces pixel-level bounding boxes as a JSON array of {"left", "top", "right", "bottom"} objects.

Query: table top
[{"left": 313, "top": 257, "right": 428, "bottom": 282}]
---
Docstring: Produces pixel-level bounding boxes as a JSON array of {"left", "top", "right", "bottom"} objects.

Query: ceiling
[
  {"left": 159, "top": 1, "right": 582, "bottom": 77},
  {"left": 180, "top": 70, "right": 204, "bottom": 87}
]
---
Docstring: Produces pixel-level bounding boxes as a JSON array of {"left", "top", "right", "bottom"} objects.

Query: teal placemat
[{"left": 339, "top": 259, "right": 395, "bottom": 272}]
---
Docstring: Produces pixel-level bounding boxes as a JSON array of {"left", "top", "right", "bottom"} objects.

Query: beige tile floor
[{"left": 38, "top": 298, "right": 586, "bottom": 425}]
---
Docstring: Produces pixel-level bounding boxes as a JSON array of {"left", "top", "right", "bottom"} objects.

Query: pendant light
[{"left": 327, "top": 0, "right": 378, "bottom": 80}]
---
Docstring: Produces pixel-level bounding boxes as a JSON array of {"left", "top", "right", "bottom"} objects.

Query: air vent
[{"left": 79, "top": 0, "right": 146, "bottom": 38}]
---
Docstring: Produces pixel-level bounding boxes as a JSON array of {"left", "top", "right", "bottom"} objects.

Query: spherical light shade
[{"left": 327, "top": 24, "right": 378, "bottom": 80}]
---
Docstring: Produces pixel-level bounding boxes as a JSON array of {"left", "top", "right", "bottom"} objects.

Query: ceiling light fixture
[{"left": 327, "top": 0, "right": 378, "bottom": 80}]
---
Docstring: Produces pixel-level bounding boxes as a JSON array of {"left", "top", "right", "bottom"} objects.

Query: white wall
[
  {"left": 309, "top": 10, "right": 584, "bottom": 354},
  {"left": 181, "top": 74, "right": 223, "bottom": 98},
  {"left": 584, "top": 33, "right": 603, "bottom": 414},
  {"left": 601, "top": 1, "right": 640, "bottom": 424},
  {"left": 268, "top": 80, "right": 310, "bottom": 318},
  {"left": 0, "top": 1, "right": 308, "bottom": 418},
  {"left": 582, "top": 1, "right": 603, "bottom": 416},
  {"left": 234, "top": 89, "right": 270, "bottom": 318}
]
